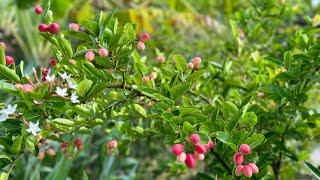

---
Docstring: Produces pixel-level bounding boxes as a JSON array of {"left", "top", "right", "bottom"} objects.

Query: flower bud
[
  {"left": 50, "top": 58, "right": 57, "bottom": 67},
  {"left": 34, "top": 5, "right": 43, "bottom": 14},
  {"left": 0, "top": 42, "right": 7, "bottom": 50},
  {"left": 156, "top": 55, "right": 165, "bottom": 63},
  {"left": 187, "top": 62, "right": 194, "bottom": 69},
  {"left": 44, "top": 10, "right": 53, "bottom": 24},
  {"left": 189, "top": 134, "right": 200, "bottom": 145},
  {"left": 239, "top": 144, "right": 251, "bottom": 154},
  {"left": 137, "top": 41, "right": 145, "bottom": 51},
  {"left": 139, "top": 32, "right": 150, "bottom": 42},
  {"left": 48, "top": 23, "right": 60, "bottom": 34},
  {"left": 177, "top": 152, "right": 187, "bottom": 162},
  {"left": 149, "top": 72, "right": 157, "bottom": 80},
  {"left": 248, "top": 163, "right": 259, "bottom": 174},
  {"left": 185, "top": 154, "right": 196, "bottom": 169},
  {"left": 171, "top": 144, "right": 184, "bottom": 156},
  {"left": 85, "top": 51, "right": 95, "bottom": 61},
  {"left": 69, "top": 23, "right": 80, "bottom": 32},
  {"left": 235, "top": 165, "right": 244, "bottom": 176},
  {"left": 46, "top": 148, "right": 56, "bottom": 156},
  {"left": 5, "top": 56, "right": 14, "bottom": 65},
  {"left": 195, "top": 144, "right": 207, "bottom": 154},
  {"left": 242, "top": 165, "right": 253, "bottom": 177},
  {"left": 194, "top": 152, "right": 205, "bottom": 161},
  {"left": 99, "top": 48, "right": 109, "bottom": 57},
  {"left": 38, "top": 151, "right": 45, "bottom": 160},
  {"left": 233, "top": 152, "right": 244, "bottom": 165}
]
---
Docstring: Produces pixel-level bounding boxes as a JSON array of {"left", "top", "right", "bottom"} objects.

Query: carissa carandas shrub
[{"left": 0, "top": 1, "right": 320, "bottom": 179}]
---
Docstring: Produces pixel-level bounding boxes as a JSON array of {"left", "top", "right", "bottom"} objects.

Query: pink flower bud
[
  {"left": 38, "top": 24, "right": 48, "bottom": 32},
  {"left": 242, "top": 165, "right": 253, "bottom": 177},
  {"left": 171, "top": 144, "right": 184, "bottom": 156},
  {"left": 107, "top": 140, "right": 118, "bottom": 149},
  {"left": 185, "top": 154, "right": 196, "bottom": 169},
  {"left": 239, "top": 144, "right": 251, "bottom": 154},
  {"left": 194, "top": 152, "right": 205, "bottom": 161},
  {"left": 235, "top": 165, "right": 244, "bottom": 176},
  {"left": 191, "top": 56, "right": 201, "bottom": 69},
  {"left": 189, "top": 134, "right": 200, "bottom": 145},
  {"left": 38, "top": 151, "right": 45, "bottom": 160},
  {"left": 99, "top": 48, "right": 109, "bottom": 57},
  {"left": 34, "top": 5, "right": 43, "bottom": 14},
  {"left": 187, "top": 62, "right": 194, "bottom": 69},
  {"left": 205, "top": 140, "right": 215, "bottom": 150},
  {"left": 142, "top": 76, "right": 150, "bottom": 84},
  {"left": 195, "top": 144, "right": 207, "bottom": 154},
  {"left": 156, "top": 55, "right": 165, "bottom": 63},
  {"left": 0, "top": 42, "right": 7, "bottom": 50},
  {"left": 48, "top": 23, "right": 60, "bottom": 34},
  {"left": 139, "top": 32, "right": 150, "bottom": 42},
  {"left": 69, "top": 23, "right": 80, "bottom": 32},
  {"left": 50, "top": 58, "right": 57, "bottom": 67},
  {"left": 85, "top": 51, "right": 95, "bottom": 61},
  {"left": 177, "top": 152, "right": 187, "bottom": 162},
  {"left": 137, "top": 41, "right": 145, "bottom": 51},
  {"left": 5, "top": 56, "right": 14, "bottom": 65},
  {"left": 233, "top": 152, "right": 244, "bottom": 165},
  {"left": 149, "top": 72, "right": 157, "bottom": 80},
  {"left": 248, "top": 163, "right": 259, "bottom": 174}
]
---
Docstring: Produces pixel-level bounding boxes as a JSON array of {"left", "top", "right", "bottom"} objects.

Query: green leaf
[
  {"left": 239, "top": 112, "right": 257, "bottom": 128},
  {"left": 63, "top": 31, "right": 92, "bottom": 41},
  {"left": 45, "top": 158, "right": 72, "bottom": 180},
  {"left": 0, "top": 154, "right": 12, "bottom": 162},
  {"left": 11, "top": 136, "right": 23, "bottom": 154},
  {"left": 0, "top": 65, "right": 20, "bottom": 83},
  {"left": 215, "top": 131, "right": 237, "bottom": 150},
  {"left": 244, "top": 133, "right": 265, "bottom": 148},
  {"left": 305, "top": 162, "right": 320, "bottom": 179},
  {"left": 76, "top": 79, "right": 93, "bottom": 97},
  {"left": 170, "top": 84, "right": 190, "bottom": 100},
  {"left": 52, "top": 118, "right": 75, "bottom": 126},
  {"left": 0, "top": 172, "right": 9, "bottom": 180},
  {"left": 229, "top": 19, "right": 238, "bottom": 40},
  {"left": 183, "top": 121, "right": 193, "bottom": 133},
  {"left": 173, "top": 54, "right": 187, "bottom": 72},
  {"left": 133, "top": 104, "right": 147, "bottom": 118},
  {"left": 0, "top": 46, "right": 5, "bottom": 65}
]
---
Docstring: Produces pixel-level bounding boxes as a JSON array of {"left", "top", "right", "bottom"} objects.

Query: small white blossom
[
  {"left": 0, "top": 113, "right": 9, "bottom": 122},
  {"left": 5, "top": 104, "right": 17, "bottom": 115},
  {"left": 70, "top": 92, "right": 80, "bottom": 103},
  {"left": 68, "top": 81, "right": 77, "bottom": 89},
  {"left": 59, "top": 72, "right": 71, "bottom": 80},
  {"left": 55, "top": 87, "right": 68, "bottom": 97},
  {"left": 46, "top": 74, "right": 55, "bottom": 82},
  {"left": 26, "top": 121, "right": 41, "bottom": 136}
]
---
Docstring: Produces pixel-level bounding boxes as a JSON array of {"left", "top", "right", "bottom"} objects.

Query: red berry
[
  {"left": 48, "top": 23, "right": 60, "bottom": 34},
  {"left": 171, "top": 144, "right": 184, "bottom": 156},
  {"left": 85, "top": 51, "right": 95, "bottom": 61},
  {"left": 69, "top": 23, "right": 80, "bottom": 32},
  {"left": 50, "top": 58, "right": 57, "bottom": 67},
  {"left": 239, "top": 144, "right": 251, "bottom": 154},
  {"left": 5, "top": 56, "right": 14, "bottom": 65},
  {"left": 242, "top": 165, "right": 253, "bottom": 177},
  {"left": 185, "top": 154, "right": 196, "bottom": 169},
  {"left": 177, "top": 152, "right": 187, "bottom": 162},
  {"left": 74, "top": 138, "right": 82, "bottom": 147},
  {"left": 38, "top": 24, "right": 48, "bottom": 32},
  {"left": 189, "top": 134, "right": 200, "bottom": 145},
  {"left": 233, "top": 152, "right": 244, "bottom": 165},
  {"left": 248, "top": 163, "right": 259, "bottom": 174},
  {"left": 0, "top": 42, "right": 7, "bottom": 50},
  {"left": 139, "top": 32, "right": 150, "bottom": 42},
  {"left": 195, "top": 144, "right": 207, "bottom": 154},
  {"left": 235, "top": 165, "right": 244, "bottom": 176},
  {"left": 61, "top": 142, "right": 68, "bottom": 148},
  {"left": 34, "top": 5, "right": 43, "bottom": 14},
  {"left": 99, "top": 48, "right": 109, "bottom": 57},
  {"left": 137, "top": 41, "right": 145, "bottom": 50}
]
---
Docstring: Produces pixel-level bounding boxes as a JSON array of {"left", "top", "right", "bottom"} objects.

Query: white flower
[
  {"left": 55, "top": 87, "right": 68, "bottom": 97},
  {"left": 70, "top": 92, "right": 80, "bottom": 104},
  {"left": 0, "top": 113, "right": 9, "bottom": 122},
  {"left": 59, "top": 72, "right": 71, "bottom": 80},
  {"left": 46, "top": 74, "right": 55, "bottom": 82},
  {"left": 26, "top": 121, "right": 41, "bottom": 136},
  {"left": 5, "top": 104, "right": 17, "bottom": 115},
  {"left": 68, "top": 81, "right": 77, "bottom": 89}
]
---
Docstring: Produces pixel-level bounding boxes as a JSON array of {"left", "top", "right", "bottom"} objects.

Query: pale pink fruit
[
  {"left": 235, "top": 165, "right": 244, "bottom": 176},
  {"left": 185, "top": 154, "right": 196, "bottom": 169},
  {"left": 187, "top": 62, "right": 194, "bottom": 69},
  {"left": 177, "top": 152, "right": 187, "bottom": 162},
  {"left": 195, "top": 144, "right": 207, "bottom": 154},
  {"left": 239, "top": 144, "right": 251, "bottom": 154},
  {"left": 137, "top": 41, "right": 145, "bottom": 50},
  {"left": 156, "top": 55, "right": 165, "bottom": 63},
  {"left": 46, "top": 148, "right": 56, "bottom": 156},
  {"left": 107, "top": 140, "right": 118, "bottom": 149},
  {"left": 171, "top": 144, "right": 184, "bottom": 156},
  {"left": 233, "top": 152, "right": 244, "bottom": 165},
  {"left": 139, "top": 32, "right": 150, "bottom": 42},
  {"left": 99, "top": 48, "right": 109, "bottom": 57},
  {"left": 38, "top": 151, "right": 45, "bottom": 160},
  {"left": 142, "top": 76, "right": 150, "bottom": 84},
  {"left": 149, "top": 72, "right": 157, "bottom": 80},
  {"left": 248, "top": 163, "right": 259, "bottom": 174},
  {"left": 0, "top": 42, "right": 7, "bottom": 50},
  {"left": 189, "top": 134, "right": 200, "bottom": 145},
  {"left": 242, "top": 165, "right": 253, "bottom": 177},
  {"left": 191, "top": 56, "right": 201, "bottom": 69},
  {"left": 69, "top": 23, "right": 80, "bottom": 32},
  {"left": 85, "top": 51, "right": 95, "bottom": 61},
  {"left": 194, "top": 152, "right": 205, "bottom": 161}
]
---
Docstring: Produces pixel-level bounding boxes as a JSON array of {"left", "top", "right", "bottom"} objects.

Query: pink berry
[
  {"left": 205, "top": 140, "right": 215, "bottom": 150},
  {"left": 0, "top": 42, "right": 7, "bottom": 50},
  {"left": 38, "top": 151, "right": 45, "bottom": 160},
  {"left": 242, "top": 165, "right": 253, "bottom": 177},
  {"left": 50, "top": 58, "right": 57, "bottom": 67},
  {"left": 38, "top": 24, "right": 48, "bottom": 32},
  {"left": 149, "top": 72, "right": 157, "bottom": 80},
  {"left": 99, "top": 48, "right": 109, "bottom": 57},
  {"left": 142, "top": 76, "right": 150, "bottom": 84},
  {"left": 69, "top": 23, "right": 80, "bottom": 32},
  {"left": 235, "top": 165, "right": 244, "bottom": 176},
  {"left": 5, "top": 56, "right": 14, "bottom": 65},
  {"left": 177, "top": 152, "right": 187, "bottom": 162},
  {"left": 85, "top": 51, "right": 95, "bottom": 61},
  {"left": 48, "top": 23, "right": 60, "bottom": 34},
  {"left": 195, "top": 144, "right": 207, "bottom": 154},
  {"left": 107, "top": 140, "right": 118, "bottom": 149},
  {"left": 137, "top": 41, "right": 145, "bottom": 51},
  {"left": 34, "top": 5, "right": 43, "bottom": 14},
  {"left": 139, "top": 32, "right": 150, "bottom": 42},
  {"left": 189, "top": 134, "right": 200, "bottom": 145},
  {"left": 185, "top": 154, "right": 196, "bottom": 169},
  {"left": 156, "top": 55, "right": 165, "bottom": 63},
  {"left": 187, "top": 62, "right": 194, "bottom": 69},
  {"left": 194, "top": 152, "right": 205, "bottom": 161},
  {"left": 191, "top": 56, "right": 201, "bottom": 69},
  {"left": 171, "top": 144, "right": 184, "bottom": 156},
  {"left": 248, "top": 163, "right": 259, "bottom": 174},
  {"left": 239, "top": 144, "right": 251, "bottom": 154},
  {"left": 233, "top": 152, "right": 244, "bottom": 165}
]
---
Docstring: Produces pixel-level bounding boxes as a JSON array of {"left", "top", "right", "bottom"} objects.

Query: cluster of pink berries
[
  {"left": 35, "top": 5, "right": 60, "bottom": 34},
  {"left": 85, "top": 47, "right": 109, "bottom": 62},
  {"left": 187, "top": 57, "right": 202, "bottom": 70},
  {"left": 142, "top": 71, "right": 157, "bottom": 84},
  {"left": 137, "top": 32, "right": 150, "bottom": 51},
  {"left": 171, "top": 134, "right": 215, "bottom": 169},
  {"left": 233, "top": 144, "right": 259, "bottom": 177},
  {"left": 0, "top": 41, "right": 15, "bottom": 65},
  {"left": 37, "top": 139, "right": 56, "bottom": 160}
]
